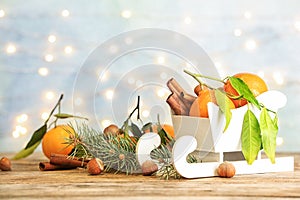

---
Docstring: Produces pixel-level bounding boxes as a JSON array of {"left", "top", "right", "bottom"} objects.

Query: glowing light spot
[
  {"left": 100, "top": 71, "right": 109, "bottom": 82},
  {"left": 245, "top": 39, "right": 257, "bottom": 51},
  {"left": 12, "top": 131, "right": 20, "bottom": 138},
  {"left": 157, "top": 88, "right": 168, "bottom": 98},
  {"left": 41, "top": 112, "right": 49, "bottom": 120},
  {"left": 16, "top": 125, "right": 27, "bottom": 135},
  {"left": 128, "top": 77, "right": 135, "bottom": 85},
  {"left": 121, "top": 10, "right": 132, "bottom": 18},
  {"left": 273, "top": 71, "right": 284, "bottom": 85},
  {"left": 16, "top": 114, "right": 28, "bottom": 123},
  {"left": 45, "top": 91, "right": 55, "bottom": 100},
  {"left": 6, "top": 44, "right": 16, "bottom": 54},
  {"left": 38, "top": 67, "right": 49, "bottom": 76},
  {"left": 184, "top": 17, "right": 192, "bottom": 24},
  {"left": 101, "top": 119, "right": 112, "bottom": 129},
  {"left": 64, "top": 46, "right": 73, "bottom": 54},
  {"left": 142, "top": 110, "right": 150, "bottom": 118},
  {"left": 48, "top": 35, "right": 56, "bottom": 43},
  {"left": 105, "top": 89, "right": 114, "bottom": 100},
  {"left": 234, "top": 28, "right": 242, "bottom": 37},
  {"left": 0, "top": 9, "right": 5, "bottom": 18},
  {"left": 156, "top": 56, "right": 165, "bottom": 64},
  {"left": 294, "top": 21, "right": 300, "bottom": 32},
  {"left": 276, "top": 137, "right": 284, "bottom": 146},
  {"left": 244, "top": 11, "right": 252, "bottom": 19},
  {"left": 61, "top": 9, "right": 70, "bottom": 17},
  {"left": 44, "top": 54, "right": 54, "bottom": 62}
]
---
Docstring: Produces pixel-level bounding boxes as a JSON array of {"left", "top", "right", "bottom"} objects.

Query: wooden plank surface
[{"left": 0, "top": 152, "right": 300, "bottom": 199}]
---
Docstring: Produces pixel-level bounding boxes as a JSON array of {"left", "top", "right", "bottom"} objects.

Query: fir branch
[{"left": 71, "top": 123, "right": 140, "bottom": 174}]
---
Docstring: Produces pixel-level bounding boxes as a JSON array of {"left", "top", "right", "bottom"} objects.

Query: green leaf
[
  {"left": 241, "top": 109, "right": 262, "bottom": 165},
  {"left": 260, "top": 107, "right": 278, "bottom": 164},
  {"left": 141, "top": 122, "right": 153, "bottom": 132},
  {"left": 24, "top": 124, "right": 47, "bottom": 149},
  {"left": 54, "top": 113, "right": 88, "bottom": 120},
  {"left": 228, "top": 76, "right": 260, "bottom": 109},
  {"left": 13, "top": 141, "right": 41, "bottom": 160},
  {"left": 215, "top": 89, "right": 232, "bottom": 132},
  {"left": 129, "top": 122, "right": 143, "bottom": 138}
]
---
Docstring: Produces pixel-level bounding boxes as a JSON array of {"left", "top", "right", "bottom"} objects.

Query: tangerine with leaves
[
  {"left": 224, "top": 73, "right": 268, "bottom": 108},
  {"left": 42, "top": 125, "right": 75, "bottom": 159}
]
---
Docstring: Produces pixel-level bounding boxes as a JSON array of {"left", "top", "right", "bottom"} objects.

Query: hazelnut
[
  {"left": 87, "top": 158, "right": 104, "bottom": 175},
  {"left": 141, "top": 160, "right": 158, "bottom": 176},
  {"left": 103, "top": 124, "right": 120, "bottom": 136},
  {"left": 0, "top": 157, "right": 12, "bottom": 171},
  {"left": 217, "top": 161, "right": 236, "bottom": 178}
]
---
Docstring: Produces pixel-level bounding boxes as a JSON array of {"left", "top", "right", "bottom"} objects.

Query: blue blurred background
[{"left": 1, "top": 0, "right": 300, "bottom": 152}]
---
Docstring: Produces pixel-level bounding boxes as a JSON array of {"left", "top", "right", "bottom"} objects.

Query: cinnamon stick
[
  {"left": 39, "top": 162, "right": 77, "bottom": 171},
  {"left": 166, "top": 93, "right": 189, "bottom": 115},
  {"left": 50, "top": 153, "right": 89, "bottom": 168},
  {"left": 167, "top": 78, "right": 196, "bottom": 106}
]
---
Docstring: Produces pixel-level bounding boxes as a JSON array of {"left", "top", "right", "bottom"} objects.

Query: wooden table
[{"left": 1, "top": 153, "right": 299, "bottom": 199}]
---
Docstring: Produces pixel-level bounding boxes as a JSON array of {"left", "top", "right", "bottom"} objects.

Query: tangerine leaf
[
  {"left": 54, "top": 113, "right": 88, "bottom": 120},
  {"left": 129, "top": 122, "right": 143, "bottom": 138},
  {"left": 260, "top": 107, "right": 278, "bottom": 164},
  {"left": 141, "top": 122, "right": 153, "bottom": 132},
  {"left": 13, "top": 141, "right": 41, "bottom": 160},
  {"left": 228, "top": 76, "right": 260, "bottom": 109},
  {"left": 241, "top": 109, "right": 262, "bottom": 165},
  {"left": 215, "top": 89, "right": 232, "bottom": 132},
  {"left": 24, "top": 124, "right": 47, "bottom": 149}
]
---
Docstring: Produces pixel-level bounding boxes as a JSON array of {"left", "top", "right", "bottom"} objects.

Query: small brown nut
[
  {"left": 141, "top": 160, "right": 158, "bottom": 176},
  {"left": 103, "top": 124, "right": 120, "bottom": 136},
  {"left": 217, "top": 161, "right": 236, "bottom": 178},
  {"left": 0, "top": 157, "right": 12, "bottom": 171},
  {"left": 87, "top": 158, "right": 104, "bottom": 175}
]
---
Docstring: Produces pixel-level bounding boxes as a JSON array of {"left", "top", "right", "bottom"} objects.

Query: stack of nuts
[{"left": 0, "top": 157, "right": 12, "bottom": 171}]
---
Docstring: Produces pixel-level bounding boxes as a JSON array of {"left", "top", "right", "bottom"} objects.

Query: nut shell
[
  {"left": 141, "top": 160, "right": 158, "bottom": 176},
  {"left": 103, "top": 124, "right": 120, "bottom": 136},
  {"left": 87, "top": 158, "right": 104, "bottom": 175},
  {"left": 0, "top": 157, "right": 12, "bottom": 171},
  {"left": 217, "top": 161, "right": 236, "bottom": 178}
]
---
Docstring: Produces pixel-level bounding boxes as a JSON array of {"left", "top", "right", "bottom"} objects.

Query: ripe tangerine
[
  {"left": 42, "top": 125, "right": 75, "bottom": 159},
  {"left": 189, "top": 89, "right": 217, "bottom": 118},
  {"left": 224, "top": 73, "right": 268, "bottom": 108}
]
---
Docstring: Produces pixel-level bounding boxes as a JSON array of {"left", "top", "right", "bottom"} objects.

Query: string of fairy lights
[{"left": 1, "top": 6, "right": 299, "bottom": 149}]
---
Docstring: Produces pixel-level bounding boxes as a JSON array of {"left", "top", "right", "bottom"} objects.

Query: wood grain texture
[{"left": 0, "top": 153, "right": 299, "bottom": 199}]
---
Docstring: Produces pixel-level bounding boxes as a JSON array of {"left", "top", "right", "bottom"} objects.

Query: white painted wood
[
  {"left": 173, "top": 135, "right": 294, "bottom": 179},
  {"left": 136, "top": 132, "right": 161, "bottom": 166}
]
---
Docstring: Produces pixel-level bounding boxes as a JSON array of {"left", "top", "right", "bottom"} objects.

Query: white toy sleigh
[{"left": 136, "top": 90, "right": 294, "bottom": 178}]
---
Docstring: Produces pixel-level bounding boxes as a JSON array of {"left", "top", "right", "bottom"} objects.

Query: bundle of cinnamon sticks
[
  {"left": 166, "top": 78, "right": 196, "bottom": 115},
  {"left": 39, "top": 153, "right": 91, "bottom": 171}
]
